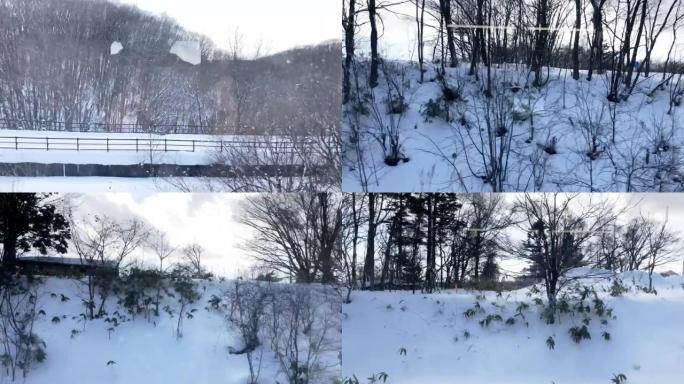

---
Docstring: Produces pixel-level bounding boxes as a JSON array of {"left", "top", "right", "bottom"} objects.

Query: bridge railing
[
  {"left": 0, "top": 119, "right": 234, "bottom": 135},
  {"left": 0, "top": 136, "right": 310, "bottom": 154}
]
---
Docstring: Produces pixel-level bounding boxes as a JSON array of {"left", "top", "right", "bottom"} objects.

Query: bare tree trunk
[
  {"left": 416, "top": 0, "right": 426, "bottom": 83},
  {"left": 363, "top": 193, "right": 377, "bottom": 289},
  {"left": 1, "top": 237, "right": 17, "bottom": 268},
  {"left": 343, "top": 0, "right": 356, "bottom": 103},
  {"left": 532, "top": 0, "right": 549, "bottom": 87},
  {"left": 369, "top": 0, "right": 379, "bottom": 88},
  {"left": 572, "top": 0, "right": 581, "bottom": 80},
  {"left": 624, "top": 0, "right": 647, "bottom": 89},
  {"left": 440, "top": 0, "right": 458, "bottom": 67},
  {"left": 587, "top": 0, "right": 606, "bottom": 81},
  {"left": 425, "top": 196, "right": 436, "bottom": 293}
]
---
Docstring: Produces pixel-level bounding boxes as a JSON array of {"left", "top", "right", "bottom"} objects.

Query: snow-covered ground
[
  {"left": 342, "top": 270, "right": 684, "bottom": 383},
  {"left": 343, "top": 61, "right": 684, "bottom": 192},
  {"left": 4, "top": 277, "right": 340, "bottom": 384},
  {"left": 0, "top": 177, "right": 201, "bottom": 192}
]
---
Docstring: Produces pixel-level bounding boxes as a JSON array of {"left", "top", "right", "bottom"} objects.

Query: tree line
[
  {"left": 343, "top": 0, "right": 684, "bottom": 102},
  {"left": 340, "top": 193, "right": 681, "bottom": 307}
]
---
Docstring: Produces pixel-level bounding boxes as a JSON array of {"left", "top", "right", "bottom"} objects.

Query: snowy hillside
[
  {"left": 343, "top": 61, "right": 684, "bottom": 192},
  {"left": 342, "top": 270, "right": 684, "bottom": 384},
  {"left": 0, "top": 276, "right": 341, "bottom": 384}
]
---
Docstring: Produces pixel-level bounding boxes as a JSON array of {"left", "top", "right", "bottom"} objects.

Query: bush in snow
[
  {"left": 342, "top": 372, "right": 389, "bottom": 384},
  {"left": 608, "top": 278, "right": 630, "bottom": 297},
  {"left": 385, "top": 94, "right": 408, "bottom": 115},
  {"left": 225, "top": 280, "right": 270, "bottom": 384},
  {"left": 213, "top": 282, "right": 340, "bottom": 384},
  {"left": 421, "top": 98, "right": 451, "bottom": 123},
  {"left": 0, "top": 274, "right": 47, "bottom": 381},
  {"left": 115, "top": 268, "right": 163, "bottom": 321},
  {"left": 169, "top": 267, "right": 201, "bottom": 339}
]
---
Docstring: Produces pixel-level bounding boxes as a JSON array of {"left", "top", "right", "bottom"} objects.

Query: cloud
[{"left": 66, "top": 193, "right": 254, "bottom": 277}]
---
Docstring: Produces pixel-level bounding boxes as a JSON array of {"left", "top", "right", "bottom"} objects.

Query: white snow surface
[
  {"left": 343, "top": 62, "right": 684, "bottom": 192},
  {"left": 342, "top": 270, "right": 684, "bottom": 383},
  {"left": 0, "top": 177, "right": 198, "bottom": 192},
  {"left": 18, "top": 277, "right": 340, "bottom": 384},
  {"left": 170, "top": 41, "right": 202, "bottom": 65}
]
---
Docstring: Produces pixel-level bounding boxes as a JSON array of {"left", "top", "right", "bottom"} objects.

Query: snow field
[
  {"left": 342, "top": 270, "right": 684, "bottom": 383},
  {"left": 343, "top": 61, "right": 684, "bottom": 192},
  {"left": 6, "top": 277, "right": 340, "bottom": 384}
]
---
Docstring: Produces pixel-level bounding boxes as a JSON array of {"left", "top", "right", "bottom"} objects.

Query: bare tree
[
  {"left": 70, "top": 214, "right": 148, "bottom": 318},
  {"left": 239, "top": 194, "right": 343, "bottom": 283},
  {"left": 181, "top": 243, "right": 204, "bottom": 277},
  {"left": 147, "top": 229, "right": 176, "bottom": 315},
  {"left": 643, "top": 213, "right": 679, "bottom": 291}
]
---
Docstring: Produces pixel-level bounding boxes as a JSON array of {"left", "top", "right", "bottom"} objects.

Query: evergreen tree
[
  {"left": 481, "top": 251, "right": 499, "bottom": 281},
  {"left": 0, "top": 194, "right": 70, "bottom": 268}
]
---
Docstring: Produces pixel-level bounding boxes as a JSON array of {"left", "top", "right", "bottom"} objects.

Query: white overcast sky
[
  {"left": 357, "top": 3, "right": 683, "bottom": 61},
  {"left": 113, "top": 0, "right": 339, "bottom": 54},
  {"left": 67, "top": 193, "right": 256, "bottom": 277}
]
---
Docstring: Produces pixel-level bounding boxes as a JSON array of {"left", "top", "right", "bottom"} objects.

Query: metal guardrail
[{"left": 0, "top": 136, "right": 308, "bottom": 153}]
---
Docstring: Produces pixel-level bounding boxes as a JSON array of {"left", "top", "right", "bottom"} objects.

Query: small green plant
[
  {"left": 421, "top": 98, "right": 450, "bottom": 123},
  {"left": 51, "top": 316, "right": 61, "bottom": 324},
  {"left": 463, "top": 308, "right": 477, "bottom": 318},
  {"left": 609, "top": 279, "right": 630, "bottom": 297},
  {"left": 442, "top": 84, "right": 462, "bottom": 102},
  {"left": 611, "top": 373, "right": 627, "bottom": 384},
  {"left": 568, "top": 325, "right": 591, "bottom": 344},
  {"left": 479, "top": 314, "right": 503, "bottom": 327},
  {"left": 546, "top": 336, "right": 555, "bottom": 350},
  {"left": 602, "top": 331, "right": 611, "bottom": 341},
  {"left": 386, "top": 95, "right": 407, "bottom": 114},
  {"left": 399, "top": 347, "right": 407, "bottom": 356},
  {"left": 106, "top": 360, "right": 116, "bottom": 366},
  {"left": 511, "top": 104, "right": 532, "bottom": 122}
]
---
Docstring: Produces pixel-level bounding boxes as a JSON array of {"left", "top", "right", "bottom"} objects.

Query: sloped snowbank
[
  {"left": 343, "top": 61, "right": 684, "bottom": 192},
  {"left": 342, "top": 270, "right": 684, "bottom": 383},
  {"left": 6, "top": 277, "right": 340, "bottom": 384}
]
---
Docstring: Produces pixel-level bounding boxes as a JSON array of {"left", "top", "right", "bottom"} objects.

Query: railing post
[
  {"left": 15, "top": 137, "right": 18, "bottom": 150},
  {"left": 165, "top": 139, "right": 167, "bottom": 152},
  {"left": 76, "top": 137, "right": 79, "bottom": 152},
  {"left": 220, "top": 140, "right": 223, "bottom": 152},
  {"left": 106, "top": 138, "right": 109, "bottom": 152},
  {"left": 46, "top": 137, "right": 49, "bottom": 151},
  {"left": 192, "top": 140, "right": 195, "bottom": 152},
  {"left": 136, "top": 138, "right": 139, "bottom": 152}
]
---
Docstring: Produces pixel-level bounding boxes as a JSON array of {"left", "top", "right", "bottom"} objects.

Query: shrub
[
  {"left": 442, "top": 84, "right": 462, "bottom": 102},
  {"left": 479, "top": 314, "right": 503, "bottom": 327},
  {"left": 568, "top": 325, "right": 591, "bottom": 344},
  {"left": 115, "top": 268, "right": 163, "bottom": 320},
  {"left": 421, "top": 98, "right": 450, "bottom": 123},
  {"left": 542, "top": 136, "right": 558, "bottom": 155},
  {"left": 609, "top": 279, "right": 630, "bottom": 297},
  {"left": 386, "top": 94, "right": 408, "bottom": 114},
  {"left": 546, "top": 336, "right": 555, "bottom": 350},
  {"left": 511, "top": 104, "right": 532, "bottom": 122}
]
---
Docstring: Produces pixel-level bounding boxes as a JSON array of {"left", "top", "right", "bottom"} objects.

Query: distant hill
[{"left": 0, "top": 0, "right": 340, "bottom": 135}]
